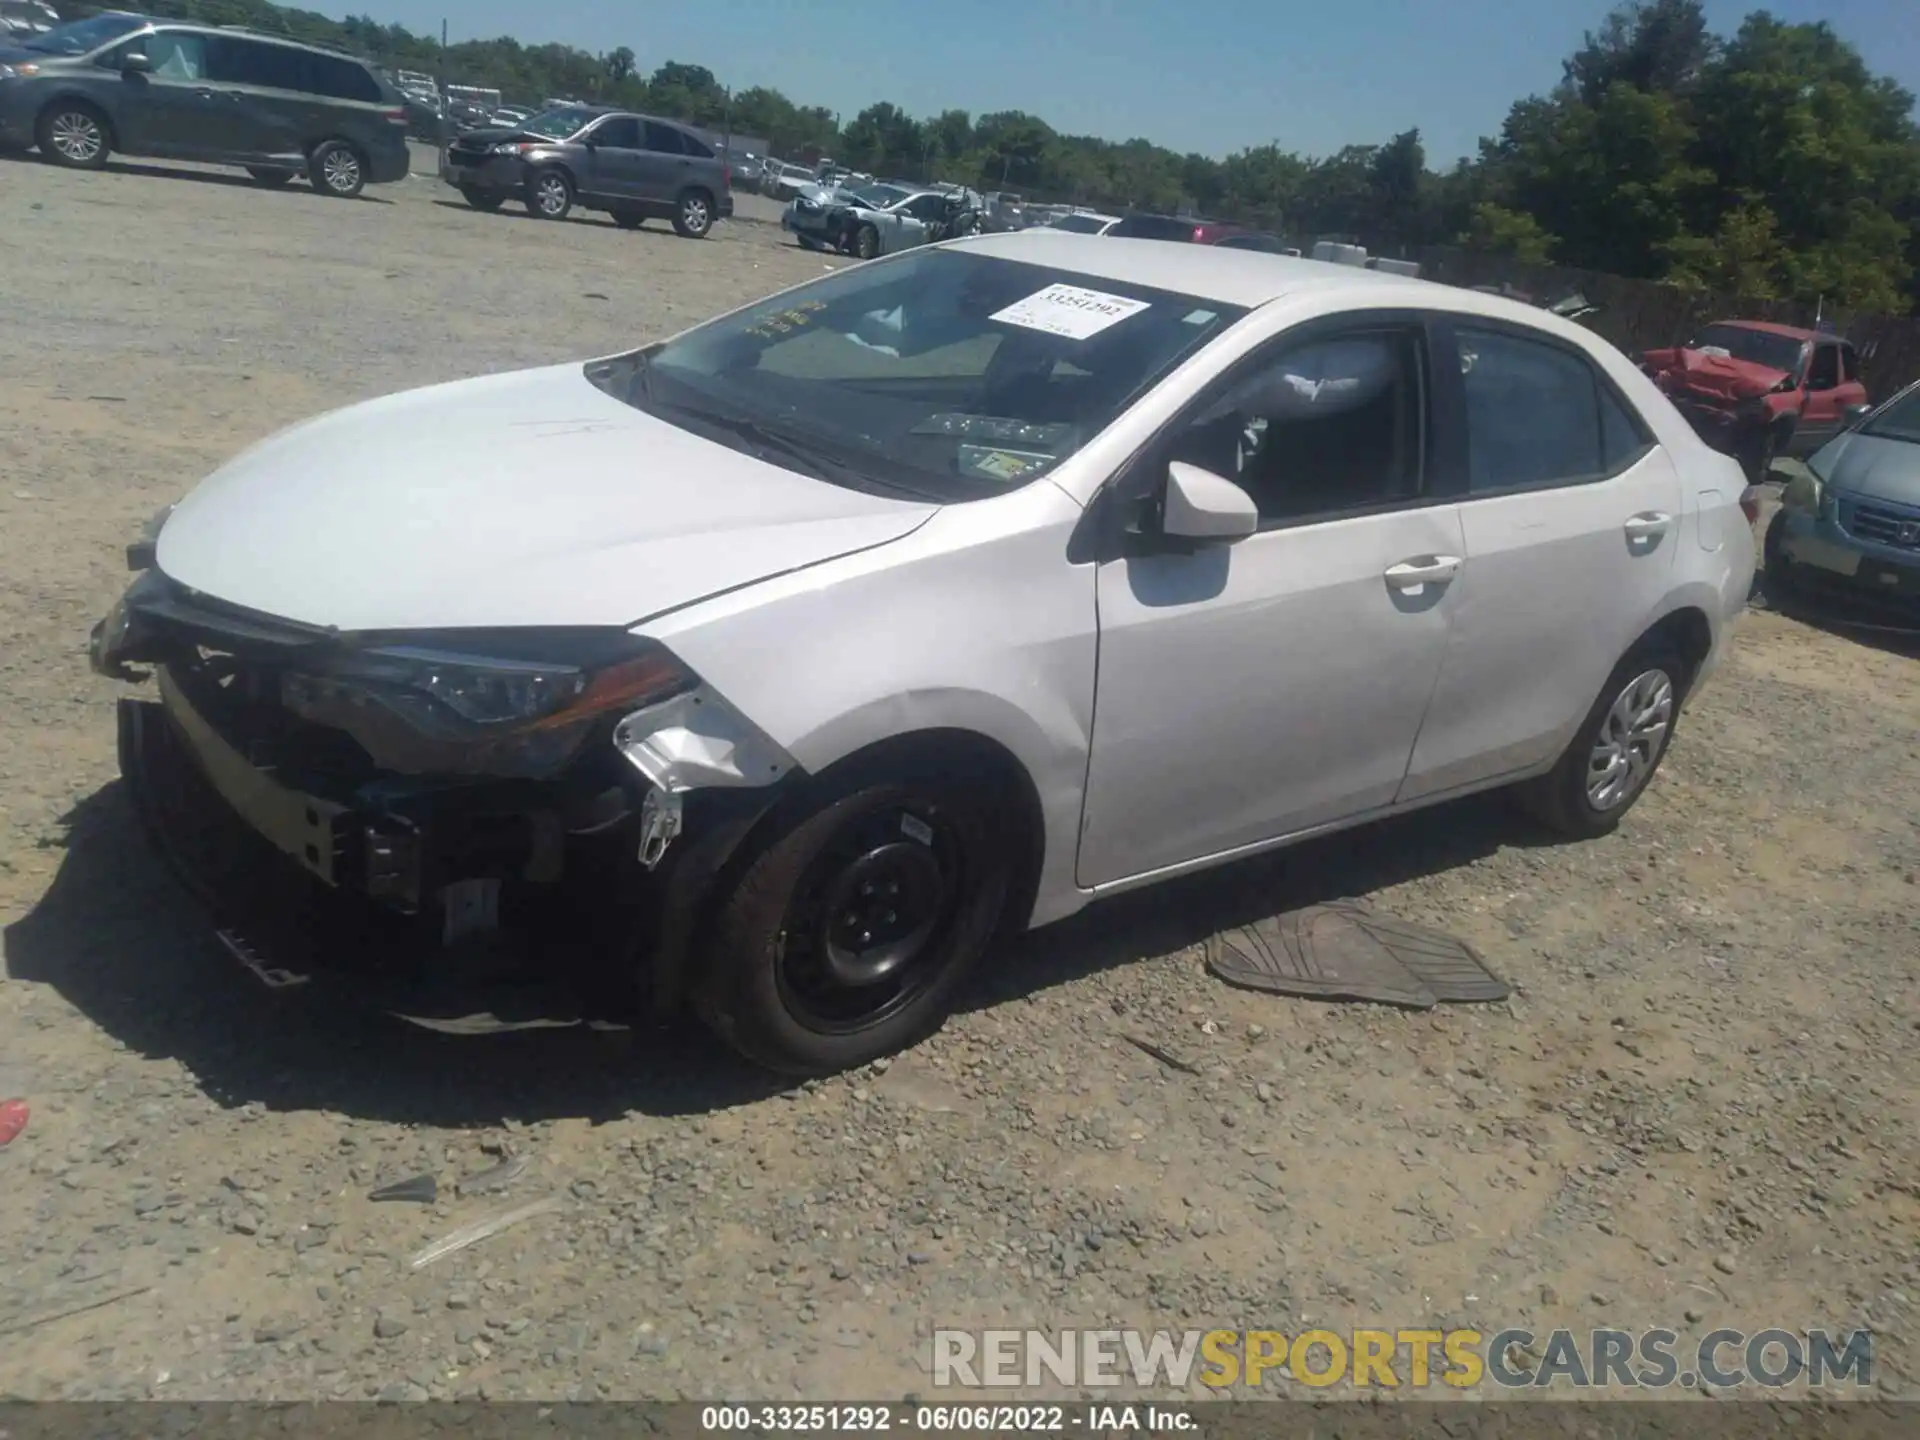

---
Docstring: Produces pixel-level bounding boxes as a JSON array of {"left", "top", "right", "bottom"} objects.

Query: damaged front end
[{"left": 90, "top": 559, "right": 800, "bottom": 1023}]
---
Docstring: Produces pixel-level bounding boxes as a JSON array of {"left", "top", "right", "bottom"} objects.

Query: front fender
[{"left": 638, "top": 486, "right": 1099, "bottom": 928}]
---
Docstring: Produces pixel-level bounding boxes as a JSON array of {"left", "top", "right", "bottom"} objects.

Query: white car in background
[
  {"left": 1044, "top": 210, "right": 1123, "bottom": 235},
  {"left": 93, "top": 234, "right": 1754, "bottom": 1076}
]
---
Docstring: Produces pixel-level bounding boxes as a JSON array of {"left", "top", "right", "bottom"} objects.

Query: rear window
[{"left": 1108, "top": 215, "right": 1198, "bottom": 242}]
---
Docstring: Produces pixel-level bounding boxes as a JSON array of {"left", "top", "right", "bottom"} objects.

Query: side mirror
[
  {"left": 1844, "top": 402, "right": 1872, "bottom": 427},
  {"left": 1161, "top": 462, "right": 1258, "bottom": 543},
  {"left": 120, "top": 51, "right": 152, "bottom": 74}
]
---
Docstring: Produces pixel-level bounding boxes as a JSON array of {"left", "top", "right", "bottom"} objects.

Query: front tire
[
  {"left": 37, "top": 102, "right": 110, "bottom": 170},
  {"left": 1517, "top": 642, "right": 1686, "bottom": 839},
  {"left": 460, "top": 184, "right": 504, "bottom": 211},
  {"left": 309, "top": 140, "right": 365, "bottom": 198},
  {"left": 695, "top": 763, "right": 1015, "bottom": 1076},
  {"left": 1762, "top": 509, "right": 1798, "bottom": 605},
  {"left": 525, "top": 167, "right": 573, "bottom": 220},
  {"left": 851, "top": 223, "right": 880, "bottom": 260},
  {"left": 671, "top": 188, "right": 714, "bottom": 239}
]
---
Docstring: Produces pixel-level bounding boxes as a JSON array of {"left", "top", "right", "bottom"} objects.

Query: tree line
[{"left": 110, "top": 0, "right": 1920, "bottom": 312}]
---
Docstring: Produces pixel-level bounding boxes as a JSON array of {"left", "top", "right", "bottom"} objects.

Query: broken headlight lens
[{"left": 280, "top": 637, "right": 695, "bottom": 776}]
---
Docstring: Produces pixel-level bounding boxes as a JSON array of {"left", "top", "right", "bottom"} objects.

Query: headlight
[
  {"left": 1780, "top": 469, "right": 1820, "bottom": 514},
  {"left": 490, "top": 141, "right": 529, "bottom": 155},
  {"left": 280, "top": 636, "right": 694, "bottom": 777},
  {"left": 0, "top": 63, "right": 41, "bottom": 79}
]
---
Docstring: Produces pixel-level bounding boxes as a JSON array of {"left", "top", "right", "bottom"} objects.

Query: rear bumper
[{"left": 367, "top": 143, "right": 411, "bottom": 185}]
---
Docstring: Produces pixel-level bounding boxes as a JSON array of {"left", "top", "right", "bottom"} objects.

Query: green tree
[{"left": 602, "top": 46, "right": 636, "bottom": 86}]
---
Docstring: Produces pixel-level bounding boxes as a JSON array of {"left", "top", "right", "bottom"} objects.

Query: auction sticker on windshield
[{"left": 991, "top": 284, "right": 1150, "bottom": 340}]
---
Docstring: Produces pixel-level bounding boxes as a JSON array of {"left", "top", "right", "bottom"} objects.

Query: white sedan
[{"left": 92, "top": 233, "right": 1756, "bottom": 1075}]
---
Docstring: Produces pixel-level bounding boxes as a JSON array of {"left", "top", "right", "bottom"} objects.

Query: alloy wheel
[
  {"left": 49, "top": 111, "right": 103, "bottom": 164},
  {"left": 537, "top": 175, "right": 569, "bottom": 216},
  {"left": 680, "top": 195, "right": 710, "bottom": 233},
  {"left": 321, "top": 147, "right": 361, "bottom": 194},
  {"left": 1585, "top": 668, "right": 1674, "bottom": 811}
]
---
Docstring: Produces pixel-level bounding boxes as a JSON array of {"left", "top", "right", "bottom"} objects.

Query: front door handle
[
  {"left": 1624, "top": 512, "right": 1672, "bottom": 541},
  {"left": 1383, "top": 555, "right": 1462, "bottom": 589}
]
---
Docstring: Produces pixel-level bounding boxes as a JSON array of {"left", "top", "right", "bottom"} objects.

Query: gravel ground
[{"left": 0, "top": 145, "right": 1917, "bottom": 1406}]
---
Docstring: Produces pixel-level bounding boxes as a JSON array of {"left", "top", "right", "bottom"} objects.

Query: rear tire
[
  {"left": 247, "top": 166, "right": 295, "bottom": 187},
  {"left": 1515, "top": 641, "right": 1686, "bottom": 839},
  {"left": 695, "top": 760, "right": 1015, "bottom": 1076},
  {"left": 671, "top": 188, "right": 714, "bottom": 239},
  {"left": 309, "top": 140, "right": 365, "bottom": 198},
  {"left": 524, "top": 167, "right": 572, "bottom": 220},
  {"left": 36, "top": 102, "right": 111, "bottom": 170},
  {"left": 460, "top": 185, "right": 503, "bottom": 211}
]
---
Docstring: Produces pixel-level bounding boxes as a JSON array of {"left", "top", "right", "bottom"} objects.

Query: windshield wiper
[{"left": 662, "top": 400, "right": 939, "bottom": 501}]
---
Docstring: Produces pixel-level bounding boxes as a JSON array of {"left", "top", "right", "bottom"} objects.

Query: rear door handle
[
  {"left": 1624, "top": 512, "right": 1672, "bottom": 541},
  {"left": 1383, "top": 555, "right": 1462, "bottom": 589}
]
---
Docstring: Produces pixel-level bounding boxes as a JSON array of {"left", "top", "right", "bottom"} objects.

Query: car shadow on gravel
[
  {"left": 1755, "top": 579, "right": 1920, "bottom": 660},
  {"left": 90, "top": 160, "right": 396, "bottom": 202},
  {"left": 7, "top": 778, "right": 1550, "bottom": 1124},
  {"left": 975, "top": 789, "right": 1548, "bottom": 1012},
  {"left": 3, "top": 783, "right": 787, "bottom": 1128}
]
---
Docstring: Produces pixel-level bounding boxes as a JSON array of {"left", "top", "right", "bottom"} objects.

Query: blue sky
[{"left": 328, "top": 0, "right": 1918, "bottom": 165}]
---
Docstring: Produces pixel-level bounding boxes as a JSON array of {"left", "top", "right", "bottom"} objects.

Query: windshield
[
  {"left": 522, "top": 106, "right": 599, "bottom": 139},
  {"left": 1050, "top": 214, "right": 1112, "bottom": 234},
  {"left": 852, "top": 184, "right": 910, "bottom": 209},
  {"left": 1686, "top": 324, "right": 1805, "bottom": 376},
  {"left": 591, "top": 249, "right": 1246, "bottom": 502},
  {"left": 1861, "top": 384, "right": 1920, "bottom": 445},
  {"left": 23, "top": 12, "right": 144, "bottom": 53}
]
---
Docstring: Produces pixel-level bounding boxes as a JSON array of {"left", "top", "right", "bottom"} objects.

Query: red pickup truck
[{"left": 1641, "top": 320, "right": 1870, "bottom": 481}]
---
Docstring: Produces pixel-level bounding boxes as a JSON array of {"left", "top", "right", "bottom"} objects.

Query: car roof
[
  {"left": 948, "top": 231, "right": 1473, "bottom": 308},
  {"left": 1711, "top": 319, "right": 1823, "bottom": 342}
]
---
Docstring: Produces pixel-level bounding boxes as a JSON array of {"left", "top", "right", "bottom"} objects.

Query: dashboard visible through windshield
[{"left": 587, "top": 249, "right": 1245, "bottom": 502}]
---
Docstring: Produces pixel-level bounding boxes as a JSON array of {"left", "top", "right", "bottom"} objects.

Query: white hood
[{"left": 155, "top": 363, "right": 936, "bottom": 631}]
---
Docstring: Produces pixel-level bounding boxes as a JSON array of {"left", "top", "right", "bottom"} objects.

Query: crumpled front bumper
[{"left": 1776, "top": 503, "right": 1920, "bottom": 606}]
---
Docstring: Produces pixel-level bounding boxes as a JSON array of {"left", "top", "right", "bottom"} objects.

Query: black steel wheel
[{"left": 696, "top": 762, "right": 1016, "bottom": 1075}]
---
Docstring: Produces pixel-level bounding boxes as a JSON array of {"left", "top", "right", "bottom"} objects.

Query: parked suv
[
  {"left": 0, "top": 13, "right": 408, "bottom": 196},
  {"left": 443, "top": 104, "right": 733, "bottom": 237}
]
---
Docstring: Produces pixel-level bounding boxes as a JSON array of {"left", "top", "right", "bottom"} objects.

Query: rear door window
[
  {"left": 306, "top": 52, "right": 383, "bottom": 102},
  {"left": 642, "top": 121, "right": 687, "bottom": 155},
  {"left": 590, "top": 116, "right": 641, "bottom": 149},
  {"left": 1457, "top": 326, "right": 1635, "bottom": 492},
  {"left": 209, "top": 37, "right": 296, "bottom": 88}
]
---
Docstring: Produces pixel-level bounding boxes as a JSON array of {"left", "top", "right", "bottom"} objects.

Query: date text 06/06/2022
[{"left": 698, "top": 1403, "right": 1199, "bottom": 1434}]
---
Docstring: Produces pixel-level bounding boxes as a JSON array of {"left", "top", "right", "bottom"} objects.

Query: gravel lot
[{"left": 0, "top": 145, "right": 1916, "bottom": 1407}]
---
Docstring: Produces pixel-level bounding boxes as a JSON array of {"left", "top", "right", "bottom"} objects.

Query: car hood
[
  {"left": 1642, "top": 345, "right": 1793, "bottom": 403},
  {"left": 155, "top": 363, "right": 937, "bottom": 632},
  {"left": 1811, "top": 430, "right": 1920, "bottom": 506}
]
